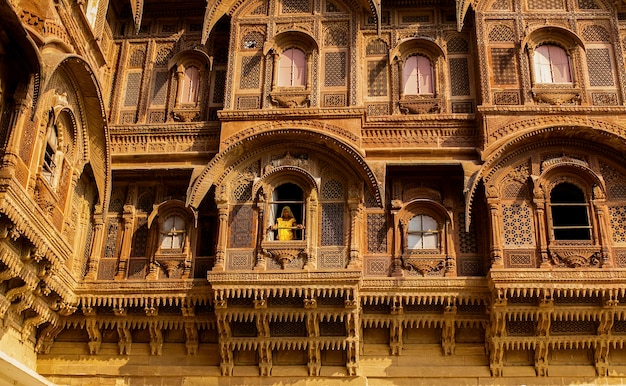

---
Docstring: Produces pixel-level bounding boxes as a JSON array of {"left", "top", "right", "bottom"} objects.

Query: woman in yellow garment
[{"left": 275, "top": 206, "right": 303, "bottom": 240}]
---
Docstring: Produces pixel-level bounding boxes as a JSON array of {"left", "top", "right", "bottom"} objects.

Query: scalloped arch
[
  {"left": 187, "top": 129, "right": 382, "bottom": 208},
  {"left": 39, "top": 53, "right": 110, "bottom": 213},
  {"left": 464, "top": 125, "right": 626, "bottom": 230}
]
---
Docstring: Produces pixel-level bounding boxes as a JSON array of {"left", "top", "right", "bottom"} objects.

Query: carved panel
[
  {"left": 367, "top": 213, "right": 387, "bottom": 254},
  {"left": 587, "top": 48, "right": 614, "bottom": 87},
  {"left": 502, "top": 202, "right": 534, "bottom": 246},
  {"left": 450, "top": 58, "right": 470, "bottom": 96},
  {"left": 504, "top": 251, "right": 536, "bottom": 267},
  {"left": 321, "top": 203, "right": 344, "bottom": 246},
  {"left": 491, "top": 48, "right": 518, "bottom": 85},
  {"left": 609, "top": 206, "right": 626, "bottom": 243},
  {"left": 367, "top": 59, "right": 388, "bottom": 97},
  {"left": 227, "top": 250, "right": 255, "bottom": 270},
  {"left": 364, "top": 256, "right": 390, "bottom": 276},
  {"left": 319, "top": 247, "right": 346, "bottom": 268},
  {"left": 229, "top": 205, "right": 254, "bottom": 248}
]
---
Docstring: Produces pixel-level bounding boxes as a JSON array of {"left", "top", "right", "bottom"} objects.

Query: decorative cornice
[{"left": 218, "top": 107, "right": 366, "bottom": 121}]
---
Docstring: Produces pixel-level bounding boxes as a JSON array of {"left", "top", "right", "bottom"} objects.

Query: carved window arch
[
  {"left": 391, "top": 38, "right": 445, "bottom": 114},
  {"left": 398, "top": 201, "right": 449, "bottom": 255},
  {"left": 524, "top": 27, "right": 585, "bottom": 104},
  {"left": 267, "top": 31, "right": 318, "bottom": 107},
  {"left": 549, "top": 182, "right": 591, "bottom": 240},
  {"left": 168, "top": 50, "right": 210, "bottom": 119}
]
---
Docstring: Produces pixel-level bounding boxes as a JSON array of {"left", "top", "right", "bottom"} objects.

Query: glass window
[
  {"left": 269, "top": 183, "right": 305, "bottom": 241},
  {"left": 161, "top": 215, "right": 186, "bottom": 249},
  {"left": 278, "top": 48, "right": 306, "bottom": 87},
  {"left": 550, "top": 183, "right": 591, "bottom": 240},
  {"left": 181, "top": 66, "right": 200, "bottom": 103},
  {"left": 407, "top": 215, "right": 438, "bottom": 249},
  {"left": 403, "top": 55, "right": 434, "bottom": 95},
  {"left": 42, "top": 124, "right": 60, "bottom": 186},
  {"left": 534, "top": 45, "right": 572, "bottom": 84}
]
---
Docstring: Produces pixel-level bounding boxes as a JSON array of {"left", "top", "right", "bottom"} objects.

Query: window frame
[
  {"left": 402, "top": 54, "right": 435, "bottom": 96},
  {"left": 277, "top": 48, "right": 307, "bottom": 87},
  {"left": 406, "top": 214, "right": 439, "bottom": 250},
  {"left": 548, "top": 182, "right": 592, "bottom": 241},
  {"left": 533, "top": 44, "right": 573, "bottom": 85},
  {"left": 268, "top": 182, "right": 306, "bottom": 241}
]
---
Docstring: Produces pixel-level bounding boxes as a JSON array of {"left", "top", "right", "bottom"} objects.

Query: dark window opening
[
  {"left": 550, "top": 182, "right": 591, "bottom": 240},
  {"left": 270, "top": 183, "right": 304, "bottom": 241}
]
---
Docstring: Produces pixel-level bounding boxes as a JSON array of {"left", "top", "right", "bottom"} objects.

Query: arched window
[
  {"left": 160, "top": 215, "right": 186, "bottom": 249},
  {"left": 42, "top": 118, "right": 64, "bottom": 188},
  {"left": 407, "top": 214, "right": 439, "bottom": 249},
  {"left": 402, "top": 55, "right": 434, "bottom": 95},
  {"left": 550, "top": 182, "right": 590, "bottom": 240},
  {"left": 533, "top": 45, "right": 572, "bottom": 84},
  {"left": 277, "top": 48, "right": 306, "bottom": 87},
  {"left": 180, "top": 66, "right": 200, "bottom": 103},
  {"left": 269, "top": 183, "right": 305, "bottom": 241}
]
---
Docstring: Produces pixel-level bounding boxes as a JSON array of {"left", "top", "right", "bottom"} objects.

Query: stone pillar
[
  {"left": 115, "top": 204, "right": 135, "bottom": 279},
  {"left": 532, "top": 179, "right": 550, "bottom": 267},
  {"left": 347, "top": 201, "right": 363, "bottom": 269},
  {"left": 486, "top": 185, "right": 503, "bottom": 268},
  {"left": 214, "top": 203, "right": 229, "bottom": 271},
  {"left": 84, "top": 205, "right": 105, "bottom": 280}
]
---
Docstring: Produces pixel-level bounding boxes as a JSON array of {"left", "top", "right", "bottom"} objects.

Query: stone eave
[
  {"left": 477, "top": 105, "right": 626, "bottom": 115},
  {"left": 217, "top": 107, "right": 366, "bottom": 121},
  {"left": 488, "top": 269, "right": 626, "bottom": 297},
  {"left": 75, "top": 279, "right": 213, "bottom": 308}
]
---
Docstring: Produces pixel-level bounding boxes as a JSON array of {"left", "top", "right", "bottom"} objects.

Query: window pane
[
  {"left": 408, "top": 215, "right": 423, "bottom": 231},
  {"left": 422, "top": 233, "right": 438, "bottom": 249},
  {"left": 554, "top": 228, "right": 590, "bottom": 240},
  {"left": 549, "top": 46, "right": 571, "bottom": 83},
  {"left": 407, "top": 233, "right": 423, "bottom": 249},
  {"left": 278, "top": 50, "right": 294, "bottom": 86},
  {"left": 552, "top": 206, "right": 589, "bottom": 226},
  {"left": 182, "top": 66, "right": 199, "bottom": 103},
  {"left": 534, "top": 46, "right": 553, "bottom": 83},
  {"left": 417, "top": 56, "right": 433, "bottom": 94},
  {"left": 403, "top": 56, "right": 419, "bottom": 95},
  {"left": 421, "top": 215, "right": 438, "bottom": 231},
  {"left": 292, "top": 49, "right": 306, "bottom": 86}
]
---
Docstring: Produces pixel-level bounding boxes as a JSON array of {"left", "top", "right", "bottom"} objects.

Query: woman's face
[{"left": 282, "top": 208, "right": 291, "bottom": 218}]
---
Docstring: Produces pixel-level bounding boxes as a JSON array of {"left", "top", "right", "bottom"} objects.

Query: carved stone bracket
[
  {"left": 262, "top": 241, "right": 307, "bottom": 269},
  {"left": 270, "top": 89, "right": 310, "bottom": 108},
  {"left": 398, "top": 96, "right": 442, "bottom": 114},
  {"left": 548, "top": 247, "right": 602, "bottom": 268},
  {"left": 532, "top": 86, "right": 581, "bottom": 105},
  {"left": 402, "top": 255, "right": 446, "bottom": 276}
]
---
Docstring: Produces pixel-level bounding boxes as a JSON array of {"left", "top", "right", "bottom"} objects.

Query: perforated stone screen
[
  {"left": 450, "top": 58, "right": 470, "bottom": 96},
  {"left": 491, "top": 48, "right": 517, "bottom": 85},
  {"left": 367, "top": 59, "right": 388, "bottom": 96},
  {"left": 587, "top": 48, "right": 614, "bottom": 87},
  {"left": 240, "top": 56, "right": 262, "bottom": 89},
  {"left": 324, "top": 52, "right": 346, "bottom": 87}
]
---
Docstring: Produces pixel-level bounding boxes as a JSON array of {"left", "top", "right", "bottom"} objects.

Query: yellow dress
[{"left": 276, "top": 217, "right": 296, "bottom": 240}]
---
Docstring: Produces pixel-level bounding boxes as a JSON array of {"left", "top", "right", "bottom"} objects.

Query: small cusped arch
[
  {"left": 397, "top": 198, "right": 452, "bottom": 226},
  {"left": 187, "top": 129, "right": 383, "bottom": 209},
  {"left": 523, "top": 26, "right": 585, "bottom": 52},
  {"left": 536, "top": 158, "right": 605, "bottom": 198},
  {"left": 168, "top": 48, "right": 212, "bottom": 72},
  {"left": 148, "top": 199, "right": 197, "bottom": 229},
  {"left": 390, "top": 37, "right": 446, "bottom": 63},
  {"left": 253, "top": 165, "right": 319, "bottom": 201},
  {"left": 263, "top": 30, "right": 319, "bottom": 56}
]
